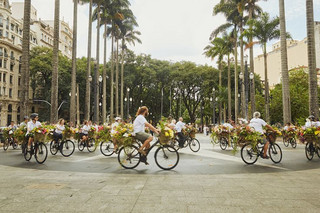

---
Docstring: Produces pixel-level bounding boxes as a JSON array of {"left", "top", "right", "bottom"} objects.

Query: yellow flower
[
  {"left": 165, "top": 132, "right": 169, "bottom": 137},
  {"left": 315, "top": 131, "right": 320, "bottom": 135}
]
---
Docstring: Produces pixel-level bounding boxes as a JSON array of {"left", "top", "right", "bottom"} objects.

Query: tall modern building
[
  {"left": 0, "top": 0, "right": 73, "bottom": 126},
  {"left": 254, "top": 22, "right": 320, "bottom": 87}
]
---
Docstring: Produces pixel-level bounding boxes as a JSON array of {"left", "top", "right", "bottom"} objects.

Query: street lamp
[
  {"left": 249, "top": 72, "right": 255, "bottom": 117},
  {"left": 244, "top": 55, "right": 249, "bottom": 120},
  {"left": 93, "top": 60, "right": 99, "bottom": 123},
  {"left": 126, "top": 88, "right": 130, "bottom": 119},
  {"left": 140, "top": 100, "right": 143, "bottom": 106},
  {"left": 239, "top": 71, "right": 245, "bottom": 118},
  {"left": 212, "top": 87, "right": 216, "bottom": 125}
]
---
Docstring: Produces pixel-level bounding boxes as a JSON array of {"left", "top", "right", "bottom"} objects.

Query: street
[{"left": 0, "top": 135, "right": 319, "bottom": 212}]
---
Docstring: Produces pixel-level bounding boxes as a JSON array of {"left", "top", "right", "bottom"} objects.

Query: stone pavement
[{"left": 0, "top": 135, "right": 319, "bottom": 212}]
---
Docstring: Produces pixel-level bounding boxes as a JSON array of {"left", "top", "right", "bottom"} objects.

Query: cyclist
[
  {"left": 26, "top": 113, "right": 42, "bottom": 151},
  {"left": 176, "top": 117, "right": 186, "bottom": 148},
  {"left": 248, "top": 111, "right": 275, "bottom": 159},
  {"left": 20, "top": 116, "right": 29, "bottom": 126},
  {"left": 80, "top": 120, "right": 90, "bottom": 142},
  {"left": 111, "top": 117, "right": 122, "bottom": 151},
  {"left": 53, "top": 118, "right": 65, "bottom": 144},
  {"left": 305, "top": 115, "right": 319, "bottom": 128},
  {"left": 133, "top": 106, "right": 159, "bottom": 156}
]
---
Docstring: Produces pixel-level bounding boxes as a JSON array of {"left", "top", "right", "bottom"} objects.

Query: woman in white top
[
  {"left": 248, "top": 111, "right": 275, "bottom": 159},
  {"left": 133, "top": 106, "right": 159, "bottom": 158},
  {"left": 53, "top": 118, "right": 65, "bottom": 143},
  {"left": 27, "top": 113, "right": 42, "bottom": 150},
  {"left": 80, "top": 120, "right": 90, "bottom": 142}
]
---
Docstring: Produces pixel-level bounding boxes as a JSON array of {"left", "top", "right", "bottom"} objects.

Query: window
[
  {"left": 3, "top": 87, "right": 5, "bottom": 95},
  {"left": 0, "top": 72, "right": 1, "bottom": 81},
  {"left": 10, "top": 63, "right": 13, "bottom": 71},
  {"left": 9, "top": 75, "right": 12, "bottom": 84},
  {"left": 9, "top": 88, "right": 12, "bottom": 98},
  {"left": 10, "top": 23, "right": 14, "bottom": 31},
  {"left": 5, "top": 31, "right": 8, "bottom": 38},
  {"left": 18, "top": 90, "right": 21, "bottom": 98},
  {"left": 11, "top": 35, "right": 15, "bottom": 44},
  {"left": 4, "top": 60, "right": 7, "bottom": 69},
  {"left": 0, "top": 59, "right": 2, "bottom": 68},
  {"left": 19, "top": 29, "right": 22, "bottom": 35},
  {"left": 6, "top": 18, "right": 9, "bottom": 30},
  {"left": 0, "top": 29, "right": 2, "bottom": 37},
  {"left": 0, "top": 16, "right": 3, "bottom": 27},
  {"left": 18, "top": 77, "right": 21, "bottom": 86},
  {"left": 3, "top": 73, "right": 5, "bottom": 82}
]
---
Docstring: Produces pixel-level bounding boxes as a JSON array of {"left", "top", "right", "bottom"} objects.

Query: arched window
[
  {"left": 8, "top": 104, "right": 12, "bottom": 113},
  {"left": 17, "top": 106, "right": 20, "bottom": 113}
]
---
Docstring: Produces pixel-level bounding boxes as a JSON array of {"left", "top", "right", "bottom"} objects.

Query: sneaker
[
  {"left": 140, "top": 156, "right": 149, "bottom": 165},
  {"left": 262, "top": 155, "right": 269, "bottom": 159}
]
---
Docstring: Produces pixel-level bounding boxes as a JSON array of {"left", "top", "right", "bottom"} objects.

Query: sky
[{"left": 10, "top": 0, "right": 320, "bottom": 66}]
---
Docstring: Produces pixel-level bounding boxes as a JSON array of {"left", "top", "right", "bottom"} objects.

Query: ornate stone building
[{"left": 0, "top": 1, "right": 72, "bottom": 126}]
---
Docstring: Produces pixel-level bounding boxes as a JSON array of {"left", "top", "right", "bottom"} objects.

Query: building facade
[
  {"left": 254, "top": 22, "right": 320, "bottom": 87},
  {"left": 0, "top": 0, "right": 73, "bottom": 126}
]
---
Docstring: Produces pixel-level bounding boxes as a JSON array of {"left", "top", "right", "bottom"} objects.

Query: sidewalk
[{"left": 0, "top": 162, "right": 319, "bottom": 212}]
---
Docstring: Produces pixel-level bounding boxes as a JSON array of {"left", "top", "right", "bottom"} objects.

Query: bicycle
[
  {"left": 23, "top": 140, "right": 48, "bottom": 164},
  {"left": 283, "top": 132, "right": 297, "bottom": 148},
  {"left": 305, "top": 141, "right": 320, "bottom": 161},
  {"left": 3, "top": 134, "right": 18, "bottom": 151},
  {"left": 240, "top": 132, "right": 282, "bottom": 165},
  {"left": 50, "top": 138, "right": 75, "bottom": 157},
  {"left": 117, "top": 137, "right": 179, "bottom": 170},
  {"left": 78, "top": 137, "right": 96, "bottom": 152},
  {"left": 171, "top": 132, "right": 200, "bottom": 152}
]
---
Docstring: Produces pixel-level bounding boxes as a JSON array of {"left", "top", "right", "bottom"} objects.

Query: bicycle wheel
[
  {"left": 100, "top": 141, "right": 115, "bottom": 156},
  {"left": 3, "top": 139, "right": 9, "bottom": 151},
  {"left": 49, "top": 140, "right": 59, "bottom": 155},
  {"left": 283, "top": 138, "right": 289, "bottom": 147},
  {"left": 290, "top": 138, "right": 297, "bottom": 149},
  {"left": 23, "top": 146, "right": 32, "bottom": 161},
  {"left": 78, "top": 140, "right": 84, "bottom": 151},
  {"left": 316, "top": 147, "right": 320, "bottom": 158},
  {"left": 87, "top": 138, "right": 97, "bottom": 152},
  {"left": 61, "top": 140, "right": 75, "bottom": 157},
  {"left": 305, "top": 142, "right": 314, "bottom": 161},
  {"left": 269, "top": 143, "right": 282, "bottom": 164},
  {"left": 189, "top": 138, "right": 200, "bottom": 152},
  {"left": 35, "top": 142, "right": 48, "bottom": 164},
  {"left": 118, "top": 145, "right": 141, "bottom": 169},
  {"left": 219, "top": 137, "right": 228, "bottom": 150},
  {"left": 240, "top": 144, "right": 258, "bottom": 165},
  {"left": 155, "top": 145, "right": 179, "bottom": 170}
]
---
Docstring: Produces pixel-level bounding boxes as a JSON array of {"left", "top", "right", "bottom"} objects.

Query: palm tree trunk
[
  {"left": 223, "top": 103, "right": 226, "bottom": 123},
  {"left": 279, "top": 0, "right": 291, "bottom": 124},
  {"left": 120, "top": 39, "right": 125, "bottom": 119},
  {"left": 102, "top": 23, "right": 107, "bottom": 124},
  {"left": 115, "top": 39, "right": 119, "bottom": 116},
  {"left": 50, "top": 0, "right": 60, "bottom": 123},
  {"left": 21, "top": 0, "right": 31, "bottom": 119},
  {"left": 306, "top": 0, "right": 319, "bottom": 118},
  {"left": 219, "top": 61, "right": 222, "bottom": 124},
  {"left": 94, "top": 3, "right": 100, "bottom": 123},
  {"left": 234, "top": 26, "right": 239, "bottom": 122},
  {"left": 227, "top": 54, "right": 231, "bottom": 120},
  {"left": 70, "top": 0, "right": 78, "bottom": 125},
  {"left": 249, "top": 6, "right": 255, "bottom": 118},
  {"left": 110, "top": 32, "right": 114, "bottom": 121},
  {"left": 85, "top": 0, "right": 93, "bottom": 121},
  {"left": 263, "top": 44, "right": 270, "bottom": 123}
]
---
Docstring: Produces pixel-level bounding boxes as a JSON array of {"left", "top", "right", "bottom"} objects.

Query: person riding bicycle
[
  {"left": 133, "top": 106, "right": 159, "bottom": 157},
  {"left": 111, "top": 117, "right": 122, "bottom": 151},
  {"left": 53, "top": 118, "right": 65, "bottom": 144},
  {"left": 176, "top": 117, "right": 186, "bottom": 148},
  {"left": 80, "top": 120, "right": 90, "bottom": 142},
  {"left": 248, "top": 111, "right": 276, "bottom": 159},
  {"left": 20, "top": 116, "right": 29, "bottom": 126},
  {"left": 26, "top": 113, "right": 42, "bottom": 151},
  {"left": 304, "top": 115, "right": 319, "bottom": 128}
]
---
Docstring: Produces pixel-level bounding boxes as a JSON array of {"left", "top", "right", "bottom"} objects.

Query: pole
[
  {"left": 76, "top": 84, "right": 80, "bottom": 126},
  {"left": 245, "top": 60, "right": 249, "bottom": 120},
  {"left": 127, "top": 90, "right": 129, "bottom": 119},
  {"left": 169, "top": 87, "right": 172, "bottom": 116},
  {"left": 161, "top": 87, "right": 163, "bottom": 118},
  {"left": 213, "top": 90, "right": 215, "bottom": 125},
  {"left": 93, "top": 61, "right": 98, "bottom": 123}
]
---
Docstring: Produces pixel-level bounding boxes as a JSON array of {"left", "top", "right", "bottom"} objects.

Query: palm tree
[
  {"left": 244, "top": 12, "right": 281, "bottom": 122},
  {"left": 306, "top": 0, "right": 318, "bottom": 118},
  {"left": 279, "top": 0, "right": 291, "bottom": 123},
  {"left": 50, "top": 0, "right": 60, "bottom": 123},
  {"left": 245, "top": 0, "right": 264, "bottom": 116},
  {"left": 212, "top": 0, "right": 243, "bottom": 122},
  {"left": 21, "top": 0, "right": 31, "bottom": 119},
  {"left": 83, "top": 0, "right": 93, "bottom": 121},
  {"left": 204, "top": 36, "right": 228, "bottom": 124},
  {"left": 70, "top": 0, "right": 78, "bottom": 125}
]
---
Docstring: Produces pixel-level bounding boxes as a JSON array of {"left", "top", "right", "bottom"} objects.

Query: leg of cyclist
[
  {"left": 177, "top": 132, "right": 185, "bottom": 148},
  {"left": 263, "top": 140, "right": 269, "bottom": 158}
]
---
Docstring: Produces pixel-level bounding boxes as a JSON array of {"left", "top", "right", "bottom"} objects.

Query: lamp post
[
  {"left": 211, "top": 88, "right": 216, "bottom": 124},
  {"left": 239, "top": 72, "right": 245, "bottom": 118},
  {"left": 250, "top": 72, "right": 254, "bottom": 117},
  {"left": 93, "top": 60, "right": 99, "bottom": 123},
  {"left": 244, "top": 55, "right": 249, "bottom": 120},
  {"left": 98, "top": 75, "right": 102, "bottom": 122},
  {"left": 129, "top": 97, "right": 132, "bottom": 117},
  {"left": 87, "top": 75, "right": 92, "bottom": 120},
  {"left": 140, "top": 100, "right": 143, "bottom": 106},
  {"left": 127, "top": 88, "right": 130, "bottom": 119},
  {"left": 161, "top": 87, "right": 164, "bottom": 118},
  {"left": 238, "top": 93, "right": 241, "bottom": 118}
]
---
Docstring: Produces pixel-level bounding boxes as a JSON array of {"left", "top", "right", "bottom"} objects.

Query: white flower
[{"left": 123, "top": 133, "right": 129, "bottom": 137}]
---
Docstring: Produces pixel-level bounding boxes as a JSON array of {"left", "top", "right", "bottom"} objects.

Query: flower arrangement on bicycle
[
  {"left": 112, "top": 123, "right": 135, "bottom": 147},
  {"left": 158, "top": 119, "right": 175, "bottom": 145}
]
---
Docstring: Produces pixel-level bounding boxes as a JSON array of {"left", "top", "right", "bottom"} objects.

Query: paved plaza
[{"left": 0, "top": 135, "right": 319, "bottom": 212}]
